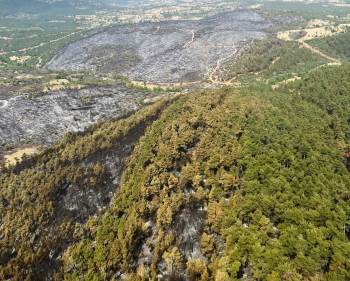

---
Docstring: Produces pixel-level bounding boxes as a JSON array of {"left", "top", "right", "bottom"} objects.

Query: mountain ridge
[{"left": 1, "top": 64, "right": 349, "bottom": 280}]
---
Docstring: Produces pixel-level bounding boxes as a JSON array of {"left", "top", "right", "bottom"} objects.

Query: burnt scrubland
[
  {"left": 45, "top": 10, "right": 279, "bottom": 83},
  {"left": 0, "top": 64, "right": 349, "bottom": 280},
  {"left": 0, "top": 8, "right": 289, "bottom": 153},
  {"left": 0, "top": 98, "right": 173, "bottom": 280},
  {"left": 0, "top": 82, "right": 161, "bottom": 149}
]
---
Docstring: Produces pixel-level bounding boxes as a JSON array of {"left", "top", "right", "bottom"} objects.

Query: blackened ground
[{"left": 45, "top": 10, "right": 278, "bottom": 83}]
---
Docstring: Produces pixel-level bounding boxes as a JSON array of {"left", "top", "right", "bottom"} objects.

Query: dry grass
[
  {"left": 3, "top": 146, "right": 40, "bottom": 167},
  {"left": 44, "top": 79, "right": 82, "bottom": 92},
  {"left": 277, "top": 21, "right": 350, "bottom": 43},
  {"left": 9, "top": 55, "right": 31, "bottom": 63}
]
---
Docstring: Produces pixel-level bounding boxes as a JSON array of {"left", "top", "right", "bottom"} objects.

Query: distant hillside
[
  {"left": 0, "top": 0, "right": 119, "bottom": 16},
  {"left": 0, "top": 0, "right": 75, "bottom": 16}
]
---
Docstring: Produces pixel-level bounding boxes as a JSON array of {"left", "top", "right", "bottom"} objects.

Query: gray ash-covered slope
[
  {"left": 46, "top": 10, "right": 274, "bottom": 83},
  {"left": 0, "top": 85, "right": 157, "bottom": 148}
]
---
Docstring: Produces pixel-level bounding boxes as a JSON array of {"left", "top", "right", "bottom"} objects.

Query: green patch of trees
[
  {"left": 224, "top": 38, "right": 327, "bottom": 85},
  {"left": 307, "top": 30, "right": 350, "bottom": 62}
]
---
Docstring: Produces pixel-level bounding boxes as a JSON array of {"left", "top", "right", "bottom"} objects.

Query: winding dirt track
[
  {"left": 277, "top": 24, "right": 344, "bottom": 64},
  {"left": 0, "top": 100, "right": 9, "bottom": 108},
  {"left": 2, "top": 30, "right": 84, "bottom": 55},
  {"left": 129, "top": 32, "right": 241, "bottom": 89},
  {"left": 300, "top": 41, "right": 341, "bottom": 64},
  {"left": 208, "top": 46, "right": 238, "bottom": 85},
  {"left": 271, "top": 24, "right": 344, "bottom": 89},
  {"left": 181, "top": 28, "right": 239, "bottom": 86},
  {"left": 183, "top": 30, "right": 195, "bottom": 48}
]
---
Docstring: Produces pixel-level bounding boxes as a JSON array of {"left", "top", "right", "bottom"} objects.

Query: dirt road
[
  {"left": 2, "top": 30, "right": 83, "bottom": 55},
  {"left": 183, "top": 30, "right": 195, "bottom": 48},
  {"left": 208, "top": 46, "right": 238, "bottom": 85},
  {"left": 300, "top": 41, "right": 341, "bottom": 64}
]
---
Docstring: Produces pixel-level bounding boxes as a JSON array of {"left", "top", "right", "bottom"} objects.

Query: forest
[
  {"left": 0, "top": 63, "right": 349, "bottom": 280},
  {"left": 307, "top": 30, "right": 350, "bottom": 62},
  {"left": 223, "top": 38, "right": 327, "bottom": 85}
]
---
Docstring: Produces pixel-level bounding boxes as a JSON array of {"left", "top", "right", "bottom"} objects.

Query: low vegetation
[{"left": 0, "top": 71, "right": 125, "bottom": 96}]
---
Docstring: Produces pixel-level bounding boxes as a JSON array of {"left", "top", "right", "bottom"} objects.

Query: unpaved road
[
  {"left": 1, "top": 30, "right": 84, "bottom": 55},
  {"left": 300, "top": 41, "right": 341, "bottom": 64},
  {"left": 208, "top": 46, "right": 238, "bottom": 84},
  {"left": 183, "top": 30, "right": 195, "bottom": 48},
  {"left": 0, "top": 100, "right": 9, "bottom": 108},
  {"left": 277, "top": 23, "right": 347, "bottom": 64}
]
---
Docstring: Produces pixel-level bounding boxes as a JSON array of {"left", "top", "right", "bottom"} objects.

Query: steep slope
[
  {"left": 1, "top": 65, "right": 350, "bottom": 281},
  {"left": 0, "top": 84, "right": 159, "bottom": 149},
  {"left": 0, "top": 98, "right": 173, "bottom": 280},
  {"left": 61, "top": 65, "right": 350, "bottom": 281}
]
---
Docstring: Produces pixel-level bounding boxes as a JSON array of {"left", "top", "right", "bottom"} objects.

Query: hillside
[
  {"left": 0, "top": 0, "right": 76, "bottom": 16},
  {"left": 44, "top": 10, "right": 276, "bottom": 84},
  {"left": 0, "top": 64, "right": 349, "bottom": 280},
  {"left": 1, "top": 1, "right": 350, "bottom": 280},
  {"left": 0, "top": 0, "right": 112, "bottom": 16},
  {"left": 307, "top": 30, "right": 350, "bottom": 62}
]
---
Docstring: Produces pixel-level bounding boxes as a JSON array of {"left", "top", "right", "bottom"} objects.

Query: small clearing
[
  {"left": 4, "top": 146, "right": 39, "bottom": 167},
  {"left": 9, "top": 55, "right": 31, "bottom": 63},
  {"left": 44, "top": 79, "right": 81, "bottom": 92},
  {"left": 128, "top": 79, "right": 199, "bottom": 90},
  {"left": 0, "top": 100, "right": 9, "bottom": 108},
  {"left": 272, "top": 75, "right": 301, "bottom": 90}
]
